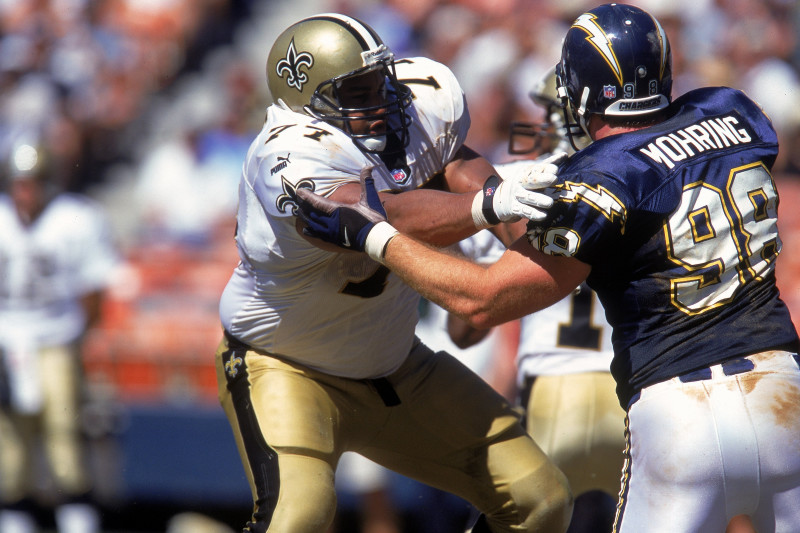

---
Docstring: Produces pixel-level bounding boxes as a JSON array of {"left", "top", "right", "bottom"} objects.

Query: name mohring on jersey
[{"left": 639, "top": 114, "right": 753, "bottom": 169}]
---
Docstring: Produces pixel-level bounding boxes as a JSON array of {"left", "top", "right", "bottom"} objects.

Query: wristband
[
  {"left": 471, "top": 174, "right": 502, "bottom": 229},
  {"left": 365, "top": 221, "right": 399, "bottom": 263},
  {"left": 471, "top": 192, "right": 490, "bottom": 229},
  {"left": 481, "top": 175, "right": 502, "bottom": 226}
]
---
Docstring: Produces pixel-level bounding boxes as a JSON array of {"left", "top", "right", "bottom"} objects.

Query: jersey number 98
[{"left": 666, "top": 162, "right": 779, "bottom": 314}]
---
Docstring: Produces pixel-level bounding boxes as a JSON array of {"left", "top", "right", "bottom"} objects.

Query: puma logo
[{"left": 271, "top": 153, "right": 292, "bottom": 175}]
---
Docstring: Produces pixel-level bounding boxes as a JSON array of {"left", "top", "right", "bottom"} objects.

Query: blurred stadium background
[{"left": 1, "top": 0, "right": 798, "bottom": 531}]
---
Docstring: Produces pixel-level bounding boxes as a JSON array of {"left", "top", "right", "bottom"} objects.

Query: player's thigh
[
  {"left": 526, "top": 372, "right": 625, "bottom": 496},
  {"left": 39, "top": 344, "right": 82, "bottom": 431},
  {"left": 215, "top": 336, "right": 256, "bottom": 493},
  {"left": 215, "top": 337, "right": 341, "bottom": 531},
  {"left": 0, "top": 411, "right": 34, "bottom": 500},
  {"left": 386, "top": 344, "right": 524, "bottom": 451},
  {"left": 267, "top": 454, "right": 338, "bottom": 533},
  {"left": 742, "top": 355, "right": 800, "bottom": 533},
  {"left": 617, "top": 380, "right": 731, "bottom": 532},
  {"left": 39, "top": 345, "right": 90, "bottom": 491},
  {"left": 365, "top": 345, "right": 570, "bottom": 528},
  {"left": 217, "top": 337, "right": 346, "bottom": 453}
]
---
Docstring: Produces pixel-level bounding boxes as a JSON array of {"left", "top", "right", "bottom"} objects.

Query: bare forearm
[
  {"left": 330, "top": 182, "right": 489, "bottom": 248},
  {"left": 295, "top": 174, "right": 588, "bottom": 319},
  {"left": 380, "top": 233, "right": 589, "bottom": 328},
  {"left": 382, "top": 189, "right": 479, "bottom": 246},
  {"left": 382, "top": 233, "right": 491, "bottom": 324},
  {"left": 382, "top": 183, "right": 526, "bottom": 248}
]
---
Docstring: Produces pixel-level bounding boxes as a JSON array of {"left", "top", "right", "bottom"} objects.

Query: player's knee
[
  {"left": 522, "top": 463, "right": 573, "bottom": 532},
  {"left": 496, "top": 461, "right": 573, "bottom": 533},
  {"left": 258, "top": 490, "right": 337, "bottom": 533},
  {"left": 265, "top": 474, "right": 338, "bottom": 532}
]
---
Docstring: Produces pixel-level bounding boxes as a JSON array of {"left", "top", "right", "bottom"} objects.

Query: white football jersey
[
  {"left": 0, "top": 193, "right": 119, "bottom": 348},
  {"left": 515, "top": 284, "right": 614, "bottom": 381},
  {"left": 219, "top": 57, "right": 471, "bottom": 379}
]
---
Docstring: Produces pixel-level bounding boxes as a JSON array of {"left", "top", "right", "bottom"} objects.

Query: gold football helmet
[
  {"left": 509, "top": 66, "right": 590, "bottom": 156},
  {"left": 267, "top": 13, "right": 412, "bottom": 152}
]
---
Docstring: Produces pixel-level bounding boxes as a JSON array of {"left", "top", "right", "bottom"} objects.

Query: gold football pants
[
  {"left": 215, "top": 333, "right": 572, "bottom": 533},
  {"left": 525, "top": 372, "right": 625, "bottom": 498},
  {"left": 0, "top": 343, "right": 92, "bottom": 504}
]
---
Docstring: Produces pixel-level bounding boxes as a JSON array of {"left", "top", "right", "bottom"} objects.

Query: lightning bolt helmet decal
[{"left": 572, "top": 12, "right": 623, "bottom": 87}]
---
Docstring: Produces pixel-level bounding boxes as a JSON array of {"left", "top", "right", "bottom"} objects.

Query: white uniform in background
[
  {"left": 515, "top": 282, "right": 625, "bottom": 498},
  {"left": 0, "top": 190, "right": 119, "bottom": 533}
]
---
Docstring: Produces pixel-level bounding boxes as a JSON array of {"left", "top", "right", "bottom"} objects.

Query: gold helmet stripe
[{"left": 308, "top": 13, "right": 382, "bottom": 52}]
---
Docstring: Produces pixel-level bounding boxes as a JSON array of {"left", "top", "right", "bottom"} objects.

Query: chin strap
[
  {"left": 577, "top": 86, "right": 592, "bottom": 138},
  {"left": 557, "top": 84, "right": 587, "bottom": 153}
]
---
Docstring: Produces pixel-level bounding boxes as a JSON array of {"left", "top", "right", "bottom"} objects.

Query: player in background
[
  {"left": 296, "top": 4, "right": 800, "bottom": 532},
  {"left": 0, "top": 143, "right": 119, "bottom": 533},
  {"left": 215, "top": 13, "right": 571, "bottom": 533},
  {"left": 508, "top": 69, "right": 624, "bottom": 533},
  {"left": 442, "top": 68, "right": 624, "bottom": 533}
]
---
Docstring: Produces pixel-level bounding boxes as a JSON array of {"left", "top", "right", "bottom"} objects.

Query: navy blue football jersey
[{"left": 529, "top": 86, "right": 799, "bottom": 407}]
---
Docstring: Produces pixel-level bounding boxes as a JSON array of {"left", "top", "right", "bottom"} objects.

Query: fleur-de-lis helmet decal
[{"left": 276, "top": 38, "right": 314, "bottom": 92}]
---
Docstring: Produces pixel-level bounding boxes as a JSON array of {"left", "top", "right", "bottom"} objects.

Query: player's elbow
[
  {"left": 456, "top": 301, "right": 506, "bottom": 330},
  {"left": 465, "top": 314, "right": 498, "bottom": 331}
]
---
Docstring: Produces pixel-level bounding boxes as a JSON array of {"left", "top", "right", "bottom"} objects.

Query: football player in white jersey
[
  {"left": 214, "top": 13, "right": 571, "bottom": 533},
  {"left": 0, "top": 143, "right": 119, "bottom": 533}
]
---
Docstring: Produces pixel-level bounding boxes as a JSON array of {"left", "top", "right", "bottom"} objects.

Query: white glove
[{"left": 471, "top": 152, "right": 566, "bottom": 227}]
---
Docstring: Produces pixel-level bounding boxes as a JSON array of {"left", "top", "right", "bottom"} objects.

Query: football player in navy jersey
[{"left": 297, "top": 4, "right": 800, "bottom": 532}]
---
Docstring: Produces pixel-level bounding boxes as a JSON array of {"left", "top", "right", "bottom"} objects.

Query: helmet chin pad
[{"left": 355, "top": 135, "right": 387, "bottom": 152}]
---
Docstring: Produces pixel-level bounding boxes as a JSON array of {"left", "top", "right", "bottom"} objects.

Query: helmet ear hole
[{"left": 309, "top": 93, "right": 334, "bottom": 115}]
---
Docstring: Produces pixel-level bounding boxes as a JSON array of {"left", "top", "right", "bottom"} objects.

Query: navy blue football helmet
[{"left": 556, "top": 3, "right": 672, "bottom": 150}]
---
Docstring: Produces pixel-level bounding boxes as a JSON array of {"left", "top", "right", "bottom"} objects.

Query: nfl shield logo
[
  {"left": 603, "top": 85, "right": 616, "bottom": 98},
  {"left": 391, "top": 168, "right": 408, "bottom": 184}
]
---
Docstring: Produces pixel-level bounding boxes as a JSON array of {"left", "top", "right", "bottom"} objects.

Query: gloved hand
[
  {"left": 296, "top": 167, "right": 399, "bottom": 261},
  {"left": 472, "top": 152, "right": 566, "bottom": 227}
]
